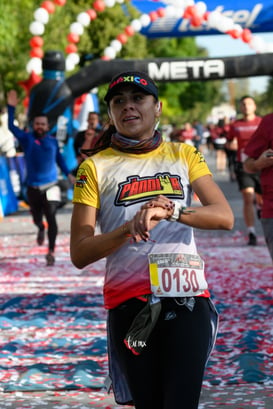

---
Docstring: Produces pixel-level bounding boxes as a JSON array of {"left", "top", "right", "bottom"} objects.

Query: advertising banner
[
  {"left": 131, "top": 0, "right": 273, "bottom": 38},
  {"left": 0, "top": 157, "right": 18, "bottom": 216},
  {"left": 66, "top": 53, "right": 273, "bottom": 93}
]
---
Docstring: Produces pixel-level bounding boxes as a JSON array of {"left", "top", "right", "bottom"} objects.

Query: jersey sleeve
[
  {"left": 72, "top": 158, "right": 100, "bottom": 208},
  {"left": 182, "top": 144, "right": 212, "bottom": 183},
  {"left": 244, "top": 114, "right": 272, "bottom": 159}
]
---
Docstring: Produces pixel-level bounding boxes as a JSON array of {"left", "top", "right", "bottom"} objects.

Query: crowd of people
[
  {"left": 1, "top": 88, "right": 273, "bottom": 264},
  {"left": 166, "top": 97, "right": 270, "bottom": 249}
]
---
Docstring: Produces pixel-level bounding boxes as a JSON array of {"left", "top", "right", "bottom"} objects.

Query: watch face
[{"left": 168, "top": 201, "right": 181, "bottom": 222}]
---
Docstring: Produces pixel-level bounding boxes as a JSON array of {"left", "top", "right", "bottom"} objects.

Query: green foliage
[
  {"left": 254, "top": 77, "right": 273, "bottom": 115},
  {"left": 80, "top": 3, "right": 146, "bottom": 61},
  {"left": 0, "top": 0, "right": 39, "bottom": 104},
  {"left": 145, "top": 37, "right": 223, "bottom": 124}
]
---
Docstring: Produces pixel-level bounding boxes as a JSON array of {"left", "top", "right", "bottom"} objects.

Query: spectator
[
  {"left": 73, "top": 111, "right": 101, "bottom": 160},
  {"left": 7, "top": 90, "right": 75, "bottom": 266},
  {"left": 227, "top": 95, "right": 262, "bottom": 246},
  {"left": 0, "top": 107, "right": 16, "bottom": 157},
  {"left": 193, "top": 119, "right": 205, "bottom": 150},
  {"left": 172, "top": 122, "right": 197, "bottom": 146},
  {"left": 210, "top": 120, "right": 227, "bottom": 172},
  {"left": 223, "top": 116, "right": 237, "bottom": 181},
  {"left": 244, "top": 114, "right": 273, "bottom": 262}
]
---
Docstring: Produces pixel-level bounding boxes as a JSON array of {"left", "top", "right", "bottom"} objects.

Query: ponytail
[{"left": 80, "top": 122, "right": 116, "bottom": 157}]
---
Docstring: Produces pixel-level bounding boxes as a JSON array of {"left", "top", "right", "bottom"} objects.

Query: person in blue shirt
[{"left": 7, "top": 90, "right": 75, "bottom": 266}]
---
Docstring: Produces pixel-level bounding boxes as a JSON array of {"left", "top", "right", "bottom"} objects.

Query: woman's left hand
[{"left": 141, "top": 195, "right": 174, "bottom": 213}]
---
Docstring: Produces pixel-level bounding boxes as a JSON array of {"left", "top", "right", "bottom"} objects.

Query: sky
[{"left": 196, "top": 32, "right": 273, "bottom": 93}]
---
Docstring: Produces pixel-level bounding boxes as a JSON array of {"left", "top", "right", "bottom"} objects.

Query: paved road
[{"left": 0, "top": 150, "right": 271, "bottom": 408}]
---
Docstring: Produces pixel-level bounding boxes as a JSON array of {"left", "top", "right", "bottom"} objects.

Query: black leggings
[
  {"left": 27, "top": 187, "right": 59, "bottom": 252},
  {"left": 108, "top": 297, "right": 212, "bottom": 409}
]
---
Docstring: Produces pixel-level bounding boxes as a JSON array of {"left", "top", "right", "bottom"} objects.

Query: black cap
[{"left": 104, "top": 71, "right": 158, "bottom": 102}]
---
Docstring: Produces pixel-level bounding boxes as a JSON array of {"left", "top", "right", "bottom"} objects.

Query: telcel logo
[{"left": 148, "top": 4, "right": 263, "bottom": 33}]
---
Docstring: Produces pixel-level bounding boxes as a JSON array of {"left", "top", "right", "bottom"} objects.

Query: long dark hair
[{"left": 80, "top": 121, "right": 116, "bottom": 157}]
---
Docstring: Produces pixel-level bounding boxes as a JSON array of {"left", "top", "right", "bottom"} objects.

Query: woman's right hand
[{"left": 130, "top": 195, "right": 174, "bottom": 242}]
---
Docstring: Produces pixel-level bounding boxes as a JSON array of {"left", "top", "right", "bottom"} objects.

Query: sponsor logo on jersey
[
  {"left": 115, "top": 172, "right": 184, "bottom": 206},
  {"left": 75, "top": 168, "right": 88, "bottom": 188},
  {"left": 194, "top": 149, "right": 206, "bottom": 162}
]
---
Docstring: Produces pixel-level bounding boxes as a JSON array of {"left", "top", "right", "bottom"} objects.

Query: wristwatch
[{"left": 168, "top": 201, "right": 182, "bottom": 222}]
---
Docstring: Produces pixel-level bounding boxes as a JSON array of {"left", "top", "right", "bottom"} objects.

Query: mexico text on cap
[{"left": 104, "top": 71, "right": 158, "bottom": 102}]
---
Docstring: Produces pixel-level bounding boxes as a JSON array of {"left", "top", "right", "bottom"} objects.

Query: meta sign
[
  {"left": 147, "top": 59, "right": 225, "bottom": 81},
  {"left": 131, "top": 0, "right": 273, "bottom": 37}
]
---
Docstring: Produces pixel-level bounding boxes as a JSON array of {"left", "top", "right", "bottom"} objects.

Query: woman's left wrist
[
  {"left": 167, "top": 202, "right": 196, "bottom": 222},
  {"left": 167, "top": 201, "right": 182, "bottom": 222}
]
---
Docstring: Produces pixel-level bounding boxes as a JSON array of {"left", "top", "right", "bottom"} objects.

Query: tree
[
  {"left": 254, "top": 77, "right": 273, "bottom": 116},
  {"left": 145, "top": 36, "right": 223, "bottom": 124},
  {"left": 0, "top": 0, "right": 38, "bottom": 105}
]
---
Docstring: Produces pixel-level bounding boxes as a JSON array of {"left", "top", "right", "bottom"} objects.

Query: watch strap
[{"left": 168, "top": 201, "right": 182, "bottom": 222}]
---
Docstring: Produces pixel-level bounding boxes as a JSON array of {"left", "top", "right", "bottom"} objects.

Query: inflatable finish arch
[{"left": 28, "top": 52, "right": 273, "bottom": 132}]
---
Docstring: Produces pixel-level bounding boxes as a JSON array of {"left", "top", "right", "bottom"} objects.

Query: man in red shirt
[
  {"left": 227, "top": 96, "right": 262, "bottom": 246},
  {"left": 244, "top": 115, "right": 273, "bottom": 262}
]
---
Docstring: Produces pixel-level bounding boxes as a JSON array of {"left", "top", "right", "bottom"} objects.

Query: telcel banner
[{"left": 131, "top": 0, "right": 273, "bottom": 37}]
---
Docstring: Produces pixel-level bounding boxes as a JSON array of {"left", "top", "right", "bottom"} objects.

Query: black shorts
[
  {"left": 235, "top": 162, "right": 262, "bottom": 193},
  {"left": 108, "top": 297, "right": 215, "bottom": 408}
]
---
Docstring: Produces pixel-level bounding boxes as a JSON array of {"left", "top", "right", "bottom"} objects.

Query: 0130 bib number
[{"left": 149, "top": 253, "right": 207, "bottom": 297}]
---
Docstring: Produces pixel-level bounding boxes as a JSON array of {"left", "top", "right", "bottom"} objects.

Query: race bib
[
  {"left": 149, "top": 253, "right": 207, "bottom": 297},
  {"left": 214, "top": 137, "right": 227, "bottom": 145},
  {"left": 46, "top": 185, "right": 61, "bottom": 202}
]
